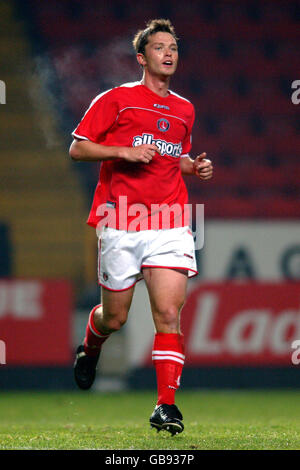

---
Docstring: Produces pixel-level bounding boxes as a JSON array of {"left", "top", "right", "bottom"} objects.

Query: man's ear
[{"left": 137, "top": 53, "right": 147, "bottom": 68}]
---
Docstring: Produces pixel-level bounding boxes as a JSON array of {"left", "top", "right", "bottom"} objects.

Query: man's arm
[
  {"left": 180, "top": 152, "right": 213, "bottom": 180},
  {"left": 69, "top": 139, "right": 160, "bottom": 164},
  {"left": 180, "top": 155, "right": 195, "bottom": 175}
]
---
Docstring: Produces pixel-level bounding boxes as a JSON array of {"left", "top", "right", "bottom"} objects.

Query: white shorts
[{"left": 98, "top": 226, "right": 198, "bottom": 291}]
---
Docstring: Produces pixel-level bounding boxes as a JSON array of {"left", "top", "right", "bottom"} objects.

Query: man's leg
[
  {"left": 143, "top": 267, "right": 188, "bottom": 434},
  {"left": 74, "top": 286, "right": 135, "bottom": 390},
  {"left": 83, "top": 285, "right": 135, "bottom": 354},
  {"left": 95, "top": 286, "right": 135, "bottom": 334}
]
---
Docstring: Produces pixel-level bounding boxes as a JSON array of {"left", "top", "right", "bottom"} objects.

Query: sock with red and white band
[
  {"left": 83, "top": 304, "right": 110, "bottom": 357},
  {"left": 152, "top": 332, "right": 185, "bottom": 406}
]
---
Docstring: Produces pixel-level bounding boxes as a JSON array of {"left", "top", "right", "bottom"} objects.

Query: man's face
[{"left": 140, "top": 31, "right": 178, "bottom": 77}]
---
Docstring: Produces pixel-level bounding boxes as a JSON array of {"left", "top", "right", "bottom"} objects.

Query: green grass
[{"left": 1, "top": 390, "right": 300, "bottom": 449}]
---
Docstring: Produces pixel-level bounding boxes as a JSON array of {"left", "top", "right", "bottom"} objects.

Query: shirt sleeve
[
  {"left": 180, "top": 104, "right": 195, "bottom": 158},
  {"left": 72, "top": 89, "right": 119, "bottom": 143}
]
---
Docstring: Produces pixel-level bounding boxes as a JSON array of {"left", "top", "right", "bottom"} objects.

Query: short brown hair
[{"left": 133, "top": 19, "right": 178, "bottom": 55}]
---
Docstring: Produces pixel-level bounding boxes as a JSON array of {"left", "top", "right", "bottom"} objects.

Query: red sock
[
  {"left": 83, "top": 304, "right": 110, "bottom": 357},
  {"left": 152, "top": 333, "right": 185, "bottom": 406}
]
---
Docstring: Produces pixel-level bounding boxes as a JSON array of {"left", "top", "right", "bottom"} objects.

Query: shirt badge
[{"left": 157, "top": 118, "right": 170, "bottom": 132}]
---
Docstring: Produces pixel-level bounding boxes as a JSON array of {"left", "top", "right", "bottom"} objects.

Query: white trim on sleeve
[
  {"left": 180, "top": 153, "right": 190, "bottom": 159},
  {"left": 71, "top": 132, "right": 89, "bottom": 141}
]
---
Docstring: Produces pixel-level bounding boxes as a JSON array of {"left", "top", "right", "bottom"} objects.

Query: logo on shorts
[
  {"left": 157, "top": 118, "right": 170, "bottom": 132},
  {"left": 102, "top": 272, "right": 109, "bottom": 281}
]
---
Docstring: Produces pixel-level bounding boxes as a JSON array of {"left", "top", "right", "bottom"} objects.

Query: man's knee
[
  {"left": 154, "top": 304, "right": 181, "bottom": 331},
  {"left": 101, "top": 309, "right": 128, "bottom": 332}
]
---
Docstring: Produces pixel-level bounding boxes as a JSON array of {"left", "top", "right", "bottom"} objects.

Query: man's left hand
[{"left": 193, "top": 152, "right": 213, "bottom": 180}]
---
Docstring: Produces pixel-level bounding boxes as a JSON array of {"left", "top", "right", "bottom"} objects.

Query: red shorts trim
[
  {"left": 141, "top": 265, "right": 198, "bottom": 278},
  {"left": 98, "top": 277, "right": 143, "bottom": 292}
]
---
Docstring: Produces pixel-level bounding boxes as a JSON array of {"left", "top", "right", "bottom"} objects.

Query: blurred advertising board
[
  {"left": 127, "top": 218, "right": 300, "bottom": 368},
  {"left": 0, "top": 279, "right": 72, "bottom": 365},
  {"left": 200, "top": 221, "right": 300, "bottom": 280},
  {"left": 181, "top": 282, "right": 300, "bottom": 366},
  {"left": 128, "top": 281, "right": 300, "bottom": 368}
]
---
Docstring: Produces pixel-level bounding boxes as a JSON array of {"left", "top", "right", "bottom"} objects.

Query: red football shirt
[{"left": 72, "top": 81, "right": 195, "bottom": 231}]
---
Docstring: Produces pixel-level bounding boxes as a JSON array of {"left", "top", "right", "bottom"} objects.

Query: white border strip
[
  {"left": 118, "top": 107, "right": 187, "bottom": 124},
  {"left": 152, "top": 355, "right": 184, "bottom": 365},
  {"left": 152, "top": 350, "right": 185, "bottom": 360}
]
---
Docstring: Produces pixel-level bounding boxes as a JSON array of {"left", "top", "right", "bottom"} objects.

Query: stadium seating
[
  {"left": 0, "top": 0, "right": 88, "bottom": 284},
  {"left": 16, "top": 0, "right": 300, "bottom": 218}
]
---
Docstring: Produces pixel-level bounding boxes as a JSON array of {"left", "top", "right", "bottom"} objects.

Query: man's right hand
[{"left": 118, "top": 144, "right": 160, "bottom": 164}]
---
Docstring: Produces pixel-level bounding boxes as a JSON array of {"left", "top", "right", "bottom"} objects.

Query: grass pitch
[{"left": 0, "top": 390, "right": 300, "bottom": 450}]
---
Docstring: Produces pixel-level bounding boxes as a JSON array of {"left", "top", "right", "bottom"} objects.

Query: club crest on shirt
[{"left": 157, "top": 118, "right": 170, "bottom": 132}]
